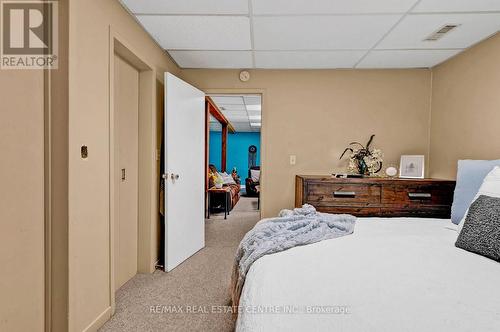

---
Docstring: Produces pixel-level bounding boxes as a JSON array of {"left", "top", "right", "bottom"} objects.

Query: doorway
[
  {"left": 110, "top": 35, "right": 158, "bottom": 304},
  {"left": 206, "top": 94, "right": 262, "bottom": 216}
]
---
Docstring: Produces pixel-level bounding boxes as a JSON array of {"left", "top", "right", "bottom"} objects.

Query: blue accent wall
[{"left": 209, "top": 131, "right": 260, "bottom": 179}]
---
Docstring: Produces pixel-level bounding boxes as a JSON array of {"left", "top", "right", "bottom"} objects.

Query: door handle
[
  {"left": 161, "top": 173, "right": 180, "bottom": 180},
  {"left": 408, "top": 193, "right": 431, "bottom": 199},
  {"left": 333, "top": 191, "right": 356, "bottom": 198}
]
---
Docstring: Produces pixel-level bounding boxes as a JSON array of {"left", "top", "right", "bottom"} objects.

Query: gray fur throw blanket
[{"left": 230, "top": 204, "right": 356, "bottom": 313}]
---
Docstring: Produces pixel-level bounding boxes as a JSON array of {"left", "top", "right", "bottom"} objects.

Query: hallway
[{"left": 100, "top": 197, "right": 260, "bottom": 332}]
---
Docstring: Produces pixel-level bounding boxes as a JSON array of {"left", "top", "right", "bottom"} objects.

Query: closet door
[{"left": 114, "top": 55, "right": 139, "bottom": 289}]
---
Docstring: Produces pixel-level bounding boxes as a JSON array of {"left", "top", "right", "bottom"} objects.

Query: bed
[{"left": 236, "top": 217, "right": 500, "bottom": 332}]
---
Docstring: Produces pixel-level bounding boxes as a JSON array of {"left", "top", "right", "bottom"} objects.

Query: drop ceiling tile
[
  {"left": 227, "top": 116, "right": 250, "bottom": 122},
  {"left": 253, "top": 15, "right": 401, "bottom": 50},
  {"left": 121, "top": 0, "right": 248, "bottom": 14},
  {"left": 377, "top": 13, "right": 500, "bottom": 49},
  {"left": 232, "top": 122, "right": 248, "bottom": 127},
  {"left": 232, "top": 124, "right": 252, "bottom": 132},
  {"left": 413, "top": 0, "right": 500, "bottom": 13},
  {"left": 169, "top": 51, "right": 252, "bottom": 69},
  {"left": 226, "top": 110, "right": 248, "bottom": 117},
  {"left": 224, "top": 110, "right": 248, "bottom": 117},
  {"left": 247, "top": 110, "right": 261, "bottom": 116},
  {"left": 252, "top": 0, "right": 417, "bottom": 15},
  {"left": 255, "top": 50, "right": 365, "bottom": 68},
  {"left": 245, "top": 104, "right": 262, "bottom": 111},
  {"left": 137, "top": 16, "right": 251, "bottom": 50},
  {"left": 219, "top": 105, "right": 247, "bottom": 111},
  {"left": 357, "top": 49, "right": 462, "bottom": 68},
  {"left": 208, "top": 94, "right": 261, "bottom": 132},
  {"left": 243, "top": 96, "right": 261, "bottom": 105},
  {"left": 211, "top": 96, "right": 245, "bottom": 105}
]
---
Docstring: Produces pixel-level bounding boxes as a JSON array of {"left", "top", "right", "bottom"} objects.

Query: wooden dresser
[{"left": 295, "top": 176, "right": 456, "bottom": 218}]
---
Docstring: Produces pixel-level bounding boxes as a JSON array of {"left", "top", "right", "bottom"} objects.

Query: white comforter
[{"left": 236, "top": 218, "right": 500, "bottom": 332}]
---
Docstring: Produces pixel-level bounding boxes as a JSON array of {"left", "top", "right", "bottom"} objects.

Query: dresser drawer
[
  {"left": 381, "top": 184, "right": 454, "bottom": 207},
  {"left": 317, "top": 206, "right": 381, "bottom": 217},
  {"left": 305, "top": 182, "right": 381, "bottom": 207},
  {"left": 380, "top": 206, "right": 451, "bottom": 218}
]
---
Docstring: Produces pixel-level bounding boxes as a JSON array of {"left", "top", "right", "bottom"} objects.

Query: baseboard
[{"left": 82, "top": 307, "right": 112, "bottom": 332}]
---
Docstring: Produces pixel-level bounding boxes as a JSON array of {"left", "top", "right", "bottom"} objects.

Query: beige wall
[
  {"left": 429, "top": 33, "right": 500, "bottom": 179},
  {"left": 181, "top": 69, "right": 432, "bottom": 217},
  {"left": 0, "top": 71, "right": 45, "bottom": 331},
  {"left": 68, "top": 0, "right": 179, "bottom": 330},
  {"left": 0, "top": 1, "right": 68, "bottom": 331},
  {"left": 3, "top": 0, "right": 494, "bottom": 329}
]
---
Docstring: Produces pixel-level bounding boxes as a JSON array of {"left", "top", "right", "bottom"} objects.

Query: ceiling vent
[{"left": 424, "top": 24, "right": 460, "bottom": 41}]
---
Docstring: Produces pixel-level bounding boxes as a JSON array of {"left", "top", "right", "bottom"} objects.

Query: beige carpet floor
[{"left": 99, "top": 196, "right": 260, "bottom": 332}]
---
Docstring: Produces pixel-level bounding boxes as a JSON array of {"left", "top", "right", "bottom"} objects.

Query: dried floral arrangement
[{"left": 340, "top": 135, "right": 383, "bottom": 175}]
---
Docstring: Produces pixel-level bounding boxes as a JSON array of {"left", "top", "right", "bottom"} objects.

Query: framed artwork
[{"left": 399, "top": 155, "right": 425, "bottom": 179}]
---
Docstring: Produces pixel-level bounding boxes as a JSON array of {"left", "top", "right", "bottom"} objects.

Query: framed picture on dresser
[{"left": 399, "top": 155, "right": 425, "bottom": 179}]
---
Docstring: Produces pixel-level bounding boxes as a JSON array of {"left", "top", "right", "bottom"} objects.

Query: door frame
[
  {"left": 204, "top": 89, "right": 266, "bottom": 220},
  {"left": 108, "top": 29, "right": 157, "bottom": 314}
]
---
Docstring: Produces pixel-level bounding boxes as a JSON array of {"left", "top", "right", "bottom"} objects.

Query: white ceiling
[
  {"left": 209, "top": 95, "right": 262, "bottom": 133},
  {"left": 120, "top": 0, "right": 500, "bottom": 69}
]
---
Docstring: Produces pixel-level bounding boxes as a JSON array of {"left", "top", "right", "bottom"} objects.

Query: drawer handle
[
  {"left": 334, "top": 191, "right": 356, "bottom": 198},
  {"left": 408, "top": 193, "right": 431, "bottom": 199}
]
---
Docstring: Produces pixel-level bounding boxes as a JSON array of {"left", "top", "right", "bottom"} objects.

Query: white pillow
[
  {"left": 457, "top": 166, "right": 500, "bottom": 235},
  {"left": 219, "top": 172, "right": 236, "bottom": 185},
  {"left": 250, "top": 169, "right": 260, "bottom": 182}
]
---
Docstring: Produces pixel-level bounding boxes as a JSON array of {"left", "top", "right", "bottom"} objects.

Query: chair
[{"left": 245, "top": 166, "right": 260, "bottom": 197}]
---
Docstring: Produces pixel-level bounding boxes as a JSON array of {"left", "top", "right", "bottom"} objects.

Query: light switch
[{"left": 290, "top": 155, "right": 296, "bottom": 165}]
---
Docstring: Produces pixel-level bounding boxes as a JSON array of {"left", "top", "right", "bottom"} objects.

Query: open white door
[{"left": 164, "top": 73, "right": 205, "bottom": 271}]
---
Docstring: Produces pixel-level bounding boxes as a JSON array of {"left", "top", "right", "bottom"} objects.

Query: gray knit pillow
[{"left": 455, "top": 195, "right": 500, "bottom": 262}]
